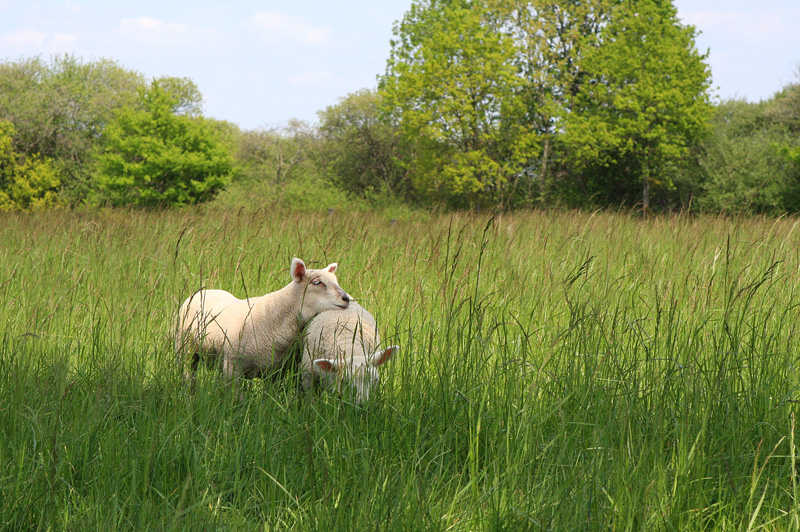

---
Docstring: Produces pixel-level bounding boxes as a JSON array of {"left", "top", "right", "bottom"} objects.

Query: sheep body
[
  {"left": 176, "top": 258, "right": 351, "bottom": 383},
  {"left": 302, "top": 300, "right": 398, "bottom": 404}
]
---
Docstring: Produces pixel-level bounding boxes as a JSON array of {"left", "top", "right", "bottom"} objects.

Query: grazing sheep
[
  {"left": 301, "top": 300, "right": 398, "bottom": 404},
  {"left": 176, "top": 258, "right": 351, "bottom": 385}
]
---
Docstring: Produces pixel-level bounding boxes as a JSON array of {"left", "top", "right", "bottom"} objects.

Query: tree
[
  {"left": 380, "top": 0, "right": 539, "bottom": 208},
  {"left": 0, "top": 55, "right": 144, "bottom": 203},
  {"left": 560, "top": 0, "right": 713, "bottom": 210},
  {"left": 316, "top": 89, "right": 408, "bottom": 198},
  {"left": 502, "top": 0, "right": 617, "bottom": 197},
  {"left": 234, "top": 119, "right": 320, "bottom": 186},
  {"left": 151, "top": 76, "right": 204, "bottom": 117},
  {"left": 694, "top": 95, "right": 800, "bottom": 214},
  {"left": 0, "top": 120, "right": 60, "bottom": 211},
  {"left": 768, "top": 81, "right": 800, "bottom": 184},
  {"left": 766, "top": 79, "right": 800, "bottom": 132},
  {"left": 95, "top": 81, "right": 232, "bottom": 207}
]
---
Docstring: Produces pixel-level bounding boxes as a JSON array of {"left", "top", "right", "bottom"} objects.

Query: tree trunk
[{"left": 642, "top": 161, "right": 650, "bottom": 213}]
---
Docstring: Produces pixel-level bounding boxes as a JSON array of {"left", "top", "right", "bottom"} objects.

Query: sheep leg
[
  {"left": 184, "top": 351, "right": 200, "bottom": 380},
  {"left": 181, "top": 351, "right": 200, "bottom": 394},
  {"left": 221, "top": 356, "right": 249, "bottom": 401}
]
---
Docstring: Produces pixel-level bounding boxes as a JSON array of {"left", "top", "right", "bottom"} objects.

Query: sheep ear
[
  {"left": 314, "top": 359, "right": 339, "bottom": 373},
  {"left": 370, "top": 345, "right": 398, "bottom": 367},
  {"left": 326, "top": 263, "right": 338, "bottom": 273},
  {"left": 291, "top": 258, "right": 306, "bottom": 282}
]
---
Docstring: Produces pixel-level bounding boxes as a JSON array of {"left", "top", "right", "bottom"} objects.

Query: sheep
[
  {"left": 301, "top": 300, "right": 398, "bottom": 404},
  {"left": 175, "top": 257, "right": 352, "bottom": 385}
]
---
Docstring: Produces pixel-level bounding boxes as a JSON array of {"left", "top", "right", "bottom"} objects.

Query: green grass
[{"left": 1, "top": 207, "right": 800, "bottom": 531}]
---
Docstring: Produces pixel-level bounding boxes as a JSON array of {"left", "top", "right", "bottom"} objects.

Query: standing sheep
[
  {"left": 176, "top": 257, "right": 351, "bottom": 384},
  {"left": 302, "top": 300, "right": 398, "bottom": 404}
]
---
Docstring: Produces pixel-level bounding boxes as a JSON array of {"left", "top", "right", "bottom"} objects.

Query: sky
[{"left": 1, "top": 1, "right": 799, "bottom": 131}]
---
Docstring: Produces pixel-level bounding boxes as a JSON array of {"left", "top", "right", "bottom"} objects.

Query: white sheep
[
  {"left": 301, "top": 300, "right": 398, "bottom": 404},
  {"left": 175, "top": 257, "right": 352, "bottom": 384}
]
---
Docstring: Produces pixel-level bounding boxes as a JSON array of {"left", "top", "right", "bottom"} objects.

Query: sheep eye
[{"left": 311, "top": 278, "right": 323, "bottom": 286}]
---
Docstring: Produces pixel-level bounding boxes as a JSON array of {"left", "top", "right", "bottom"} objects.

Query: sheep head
[
  {"left": 314, "top": 345, "right": 398, "bottom": 404},
  {"left": 291, "top": 258, "right": 351, "bottom": 323}
]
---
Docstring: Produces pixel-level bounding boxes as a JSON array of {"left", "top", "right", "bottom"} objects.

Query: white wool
[
  {"left": 302, "top": 300, "right": 398, "bottom": 404},
  {"left": 175, "top": 258, "right": 351, "bottom": 383}
]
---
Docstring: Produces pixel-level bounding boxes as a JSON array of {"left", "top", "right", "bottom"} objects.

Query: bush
[
  {"left": 694, "top": 99, "right": 800, "bottom": 214},
  {"left": 0, "top": 120, "right": 60, "bottom": 211},
  {"left": 316, "top": 89, "right": 409, "bottom": 199},
  {"left": 94, "top": 81, "right": 232, "bottom": 207}
]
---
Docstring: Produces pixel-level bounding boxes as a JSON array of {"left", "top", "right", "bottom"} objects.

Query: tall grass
[{"left": 1, "top": 207, "right": 799, "bottom": 531}]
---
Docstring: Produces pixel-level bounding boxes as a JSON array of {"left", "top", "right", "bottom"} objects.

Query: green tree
[
  {"left": 0, "top": 120, "right": 60, "bottom": 211},
  {"left": 95, "top": 81, "right": 232, "bottom": 207},
  {"left": 316, "top": 89, "right": 408, "bottom": 198},
  {"left": 0, "top": 55, "right": 144, "bottom": 203},
  {"left": 766, "top": 80, "right": 800, "bottom": 131},
  {"left": 152, "top": 76, "right": 204, "bottom": 117},
  {"left": 695, "top": 97, "right": 800, "bottom": 214},
  {"left": 768, "top": 81, "right": 800, "bottom": 187},
  {"left": 218, "top": 120, "right": 355, "bottom": 212},
  {"left": 234, "top": 120, "right": 319, "bottom": 187},
  {"left": 560, "top": 0, "right": 713, "bottom": 210},
  {"left": 502, "top": 0, "right": 617, "bottom": 198},
  {"left": 380, "top": 0, "right": 539, "bottom": 208}
]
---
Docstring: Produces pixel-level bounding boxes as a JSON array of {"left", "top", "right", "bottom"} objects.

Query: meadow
[{"left": 1, "top": 207, "right": 799, "bottom": 531}]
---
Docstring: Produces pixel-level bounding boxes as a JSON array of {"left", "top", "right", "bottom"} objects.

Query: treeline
[{"left": 1, "top": 0, "right": 799, "bottom": 214}]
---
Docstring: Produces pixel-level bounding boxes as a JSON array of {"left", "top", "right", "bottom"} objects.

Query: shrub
[
  {"left": 0, "top": 120, "right": 60, "bottom": 211},
  {"left": 694, "top": 99, "right": 800, "bottom": 214},
  {"left": 94, "top": 81, "right": 232, "bottom": 207}
]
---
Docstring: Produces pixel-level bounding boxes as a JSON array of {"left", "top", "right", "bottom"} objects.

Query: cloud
[
  {"left": 117, "top": 16, "right": 194, "bottom": 46},
  {"left": 0, "top": 29, "right": 47, "bottom": 48},
  {"left": 681, "top": 8, "right": 800, "bottom": 43},
  {"left": 51, "top": 33, "right": 78, "bottom": 48},
  {"left": 288, "top": 71, "right": 331, "bottom": 85},
  {"left": 245, "top": 12, "right": 330, "bottom": 46},
  {"left": 0, "top": 29, "right": 79, "bottom": 56}
]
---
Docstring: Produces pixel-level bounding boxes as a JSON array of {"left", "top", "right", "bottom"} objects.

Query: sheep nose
[{"left": 342, "top": 294, "right": 351, "bottom": 303}]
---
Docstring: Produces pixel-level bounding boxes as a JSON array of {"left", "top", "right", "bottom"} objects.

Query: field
[{"left": 1, "top": 207, "right": 800, "bottom": 531}]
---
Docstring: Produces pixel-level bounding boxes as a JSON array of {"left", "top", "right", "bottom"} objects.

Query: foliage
[
  {"left": 560, "top": 0, "right": 713, "bottom": 210},
  {"left": 766, "top": 80, "right": 800, "bottom": 132},
  {"left": 151, "top": 75, "right": 205, "bottom": 116},
  {"left": 501, "top": 0, "right": 617, "bottom": 201},
  {"left": 380, "top": 0, "right": 539, "bottom": 208},
  {"left": 0, "top": 120, "right": 60, "bottom": 211},
  {"left": 213, "top": 161, "right": 355, "bottom": 213},
  {"left": 216, "top": 120, "right": 353, "bottom": 211},
  {"left": 316, "top": 89, "right": 409, "bottom": 198},
  {"left": 94, "top": 81, "right": 233, "bottom": 207},
  {"left": 2, "top": 209, "right": 800, "bottom": 529},
  {"left": 233, "top": 120, "right": 318, "bottom": 186},
  {"left": 694, "top": 98, "right": 800, "bottom": 214},
  {"left": 0, "top": 55, "right": 144, "bottom": 203},
  {"left": 278, "top": 171, "right": 356, "bottom": 213},
  {"left": 770, "top": 82, "right": 800, "bottom": 186},
  {"left": 3, "top": 4, "right": 800, "bottom": 216},
  {"left": 380, "top": 0, "right": 716, "bottom": 211}
]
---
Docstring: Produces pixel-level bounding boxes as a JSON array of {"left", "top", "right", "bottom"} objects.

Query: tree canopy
[
  {"left": 94, "top": 81, "right": 232, "bottom": 207},
  {"left": 380, "top": 0, "right": 539, "bottom": 207},
  {"left": 378, "top": 0, "right": 714, "bottom": 210},
  {"left": 1, "top": 5, "right": 799, "bottom": 215},
  {"left": 316, "top": 89, "right": 408, "bottom": 198},
  {"left": 560, "top": 0, "right": 713, "bottom": 210},
  {"left": 0, "top": 120, "right": 60, "bottom": 211}
]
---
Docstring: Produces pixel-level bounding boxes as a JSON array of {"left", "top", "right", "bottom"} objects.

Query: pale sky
[{"left": 1, "top": 1, "right": 799, "bottom": 130}]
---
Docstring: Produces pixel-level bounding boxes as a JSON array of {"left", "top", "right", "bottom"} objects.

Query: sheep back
[{"left": 301, "top": 301, "right": 379, "bottom": 381}]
